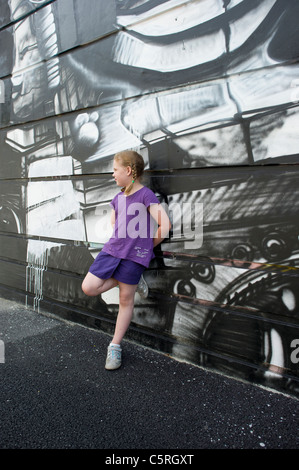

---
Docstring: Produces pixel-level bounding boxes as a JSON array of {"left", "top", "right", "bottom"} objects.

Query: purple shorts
[{"left": 89, "top": 251, "right": 145, "bottom": 285}]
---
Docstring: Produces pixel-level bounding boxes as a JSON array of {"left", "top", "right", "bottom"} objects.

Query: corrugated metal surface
[{"left": 0, "top": 0, "right": 299, "bottom": 396}]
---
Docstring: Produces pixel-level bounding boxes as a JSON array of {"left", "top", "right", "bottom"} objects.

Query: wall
[{"left": 0, "top": 0, "right": 299, "bottom": 396}]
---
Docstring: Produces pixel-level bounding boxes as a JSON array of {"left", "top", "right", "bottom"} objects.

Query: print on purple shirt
[{"left": 102, "top": 186, "right": 160, "bottom": 267}]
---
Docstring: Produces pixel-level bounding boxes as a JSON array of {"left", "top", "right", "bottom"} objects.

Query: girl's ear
[{"left": 126, "top": 165, "right": 132, "bottom": 176}]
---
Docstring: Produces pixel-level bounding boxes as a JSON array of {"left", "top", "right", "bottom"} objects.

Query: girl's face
[{"left": 113, "top": 159, "right": 131, "bottom": 187}]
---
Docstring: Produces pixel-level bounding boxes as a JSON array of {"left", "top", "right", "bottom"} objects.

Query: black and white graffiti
[{"left": 0, "top": 0, "right": 299, "bottom": 395}]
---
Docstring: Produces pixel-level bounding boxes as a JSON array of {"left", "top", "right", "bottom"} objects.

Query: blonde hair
[{"left": 114, "top": 150, "right": 145, "bottom": 195}]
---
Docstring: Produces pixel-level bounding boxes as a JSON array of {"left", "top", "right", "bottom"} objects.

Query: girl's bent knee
[{"left": 81, "top": 281, "right": 96, "bottom": 297}]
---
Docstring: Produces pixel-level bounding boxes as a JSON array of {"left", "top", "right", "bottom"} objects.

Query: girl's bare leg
[
  {"left": 111, "top": 281, "right": 137, "bottom": 345},
  {"left": 82, "top": 275, "right": 137, "bottom": 345},
  {"left": 81, "top": 272, "right": 118, "bottom": 297}
]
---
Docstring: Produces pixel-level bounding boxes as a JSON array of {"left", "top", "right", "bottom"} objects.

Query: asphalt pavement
[{"left": 0, "top": 296, "right": 298, "bottom": 452}]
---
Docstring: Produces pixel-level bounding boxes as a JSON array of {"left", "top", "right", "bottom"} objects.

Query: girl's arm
[
  {"left": 111, "top": 208, "right": 115, "bottom": 228},
  {"left": 148, "top": 204, "right": 171, "bottom": 247}
]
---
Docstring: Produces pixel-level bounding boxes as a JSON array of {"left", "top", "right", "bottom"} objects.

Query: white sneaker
[{"left": 105, "top": 343, "right": 122, "bottom": 370}]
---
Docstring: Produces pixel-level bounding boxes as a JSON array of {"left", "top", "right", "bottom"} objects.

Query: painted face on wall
[
  {"left": 11, "top": 18, "right": 41, "bottom": 118},
  {"left": 10, "top": 0, "right": 60, "bottom": 119}
]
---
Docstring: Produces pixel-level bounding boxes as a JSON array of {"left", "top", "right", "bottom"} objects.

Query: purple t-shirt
[{"left": 102, "top": 186, "right": 160, "bottom": 267}]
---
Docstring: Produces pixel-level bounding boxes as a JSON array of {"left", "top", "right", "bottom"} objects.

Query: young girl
[{"left": 82, "top": 150, "right": 171, "bottom": 370}]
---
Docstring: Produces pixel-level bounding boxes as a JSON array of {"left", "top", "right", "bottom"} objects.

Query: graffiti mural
[{"left": 0, "top": 0, "right": 299, "bottom": 396}]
